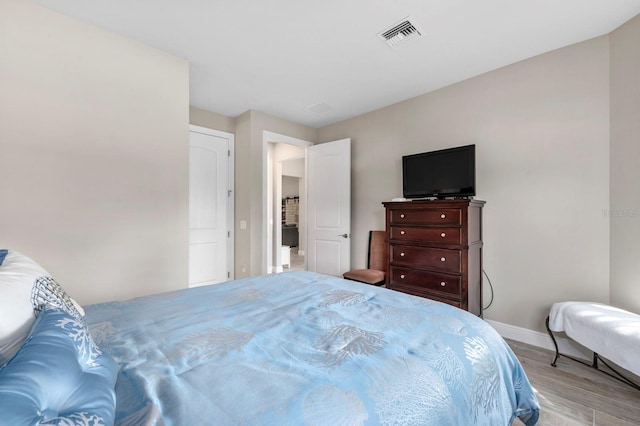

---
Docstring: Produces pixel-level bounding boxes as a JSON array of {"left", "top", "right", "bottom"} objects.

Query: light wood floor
[
  {"left": 288, "top": 247, "right": 305, "bottom": 271},
  {"left": 507, "top": 339, "right": 640, "bottom": 426}
]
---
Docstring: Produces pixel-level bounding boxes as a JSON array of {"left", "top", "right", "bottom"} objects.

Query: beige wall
[
  {"left": 610, "top": 14, "right": 640, "bottom": 312},
  {"left": 233, "top": 112, "right": 252, "bottom": 277},
  {"left": 0, "top": 1, "right": 190, "bottom": 305},
  {"left": 282, "top": 176, "right": 301, "bottom": 197},
  {"left": 318, "top": 37, "right": 611, "bottom": 332},
  {"left": 190, "top": 106, "right": 235, "bottom": 134}
]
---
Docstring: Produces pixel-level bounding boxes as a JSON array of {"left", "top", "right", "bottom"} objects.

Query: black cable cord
[{"left": 482, "top": 269, "right": 494, "bottom": 311}]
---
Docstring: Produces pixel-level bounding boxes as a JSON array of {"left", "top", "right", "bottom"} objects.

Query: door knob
[{"left": 338, "top": 233, "right": 351, "bottom": 238}]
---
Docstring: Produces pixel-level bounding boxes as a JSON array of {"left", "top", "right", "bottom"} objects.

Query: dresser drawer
[
  {"left": 390, "top": 283, "right": 462, "bottom": 308},
  {"left": 389, "top": 266, "right": 461, "bottom": 297},
  {"left": 390, "top": 208, "right": 461, "bottom": 225},
  {"left": 391, "top": 245, "right": 462, "bottom": 273},
  {"left": 390, "top": 226, "right": 461, "bottom": 245}
]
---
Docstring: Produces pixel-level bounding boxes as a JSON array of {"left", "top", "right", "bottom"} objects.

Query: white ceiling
[{"left": 33, "top": 0, "right": 640, "bottom": 128}]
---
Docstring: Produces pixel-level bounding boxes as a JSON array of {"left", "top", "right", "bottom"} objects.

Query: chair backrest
[{"left": 367, "top": 231, "right": 387, "bottom": 272}]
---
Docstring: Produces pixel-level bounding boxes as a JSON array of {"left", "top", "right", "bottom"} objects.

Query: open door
[{"left": 306, "top": 138, "right": 351, "bottom": 276}]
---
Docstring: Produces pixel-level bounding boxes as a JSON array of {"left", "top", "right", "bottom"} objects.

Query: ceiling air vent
[
  {"left": 378, "top": 17, "right": 422, "bottom": 49},
  {"left": 305, "top": 102, "right": 332, "bottom": 114}
]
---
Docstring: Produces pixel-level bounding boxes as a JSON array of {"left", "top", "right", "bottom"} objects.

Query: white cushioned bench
[{"left": 546, "top": 301, "right": 640, "bottom": 389}]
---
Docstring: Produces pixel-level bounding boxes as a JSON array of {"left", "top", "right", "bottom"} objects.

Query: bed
[{"left": 0, "top": 250, "right": 540, "bottom": 425}]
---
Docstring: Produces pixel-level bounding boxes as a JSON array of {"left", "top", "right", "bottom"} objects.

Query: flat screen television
[{"left": 402, "top": 144, "right": 475, "bottom": 199}]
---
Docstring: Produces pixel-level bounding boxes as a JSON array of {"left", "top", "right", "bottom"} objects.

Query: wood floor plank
[{"left": 506, "top": 339, "right": 640, "bottom": 426}]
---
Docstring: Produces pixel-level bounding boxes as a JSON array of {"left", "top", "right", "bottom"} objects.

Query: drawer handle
[
  {"left": 440, "top": 232, "right": 446, "bottom": 238},
  {"left": 441, "top": 214, "right": 446, "bottom": 219},
  {"left": 440, "top": 257, "right": 446, "bottom": 262},
  {"left": 400, "top": 252, "right": 406, "bottom": 257},
  {"left": 440, "top": 281, "right": 446, "bottom": 287},
  {"left": 400, "top": 274, "right": 405, "bottom": 279},
  {"left": 400, "top": 214, "right": 405, "bottom": 219},
  {"left": 400, "top": 230, "right": 406, "bottom": 235}
]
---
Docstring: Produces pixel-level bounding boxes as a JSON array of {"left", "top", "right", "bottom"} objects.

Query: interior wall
[
  {"left": 282, "top": 176, "right": 300, "bottom": 197},
  {"left": 234, "top": 111, "right": 317, "bottom": 278},
  {"left": 0, "top": 1, "right": 190, "bottom": 305},
  {"left": 610, "top": 14, "right": 640, "bottom": 313},
  {"left": 283, "top": 158, "right": 305, "bottom": 179},
  {"left": 233, "top": 112, "right": 252, "bottom": 277},
  {"left": 317, "top": 36, "right": 611, "bottom": 333},
  {"left": 189, "top": 106, "right": 235, "bottom": 134}
]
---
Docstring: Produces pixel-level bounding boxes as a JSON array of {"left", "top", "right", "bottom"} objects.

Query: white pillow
[
  {"left": 0, "top": 250, "right": 50, "bottom": 364},
  {"left": 0, "top": 250, "right": 84, "bottom": 365}
]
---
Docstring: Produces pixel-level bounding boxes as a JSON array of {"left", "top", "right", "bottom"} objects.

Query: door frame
[
  {"left": 262, "top": 131, "right": 312, "bottom": 275},
  {"left": 190, "top": 124, "right": 235, "bottom": 281}
]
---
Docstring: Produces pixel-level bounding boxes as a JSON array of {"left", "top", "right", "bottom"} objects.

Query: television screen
[{"left": 402, "top": 144, "right": 475, "bottom": 199}]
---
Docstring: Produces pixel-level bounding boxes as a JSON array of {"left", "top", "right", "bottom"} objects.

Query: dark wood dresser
[{"left": 383, "top": 199, "right": 485, "bottom": 316}]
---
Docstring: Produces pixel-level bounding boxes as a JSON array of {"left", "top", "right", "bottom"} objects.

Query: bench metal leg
[
  {"left": 545, "top": 315, "right": 640, "bottom": 391},
  {"left": 593, "top": 353, "right": 640, "bottom": 391},
  {"left": 545, "top": 316, "right": 560, "bottom": 367}
]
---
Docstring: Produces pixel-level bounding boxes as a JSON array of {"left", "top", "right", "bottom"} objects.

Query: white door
[
  {"left": 306, "top": 138, "right": 351, "bottom": 276},
  {"left": 189, "top": 126, "right": 234, "bottom": 287}
]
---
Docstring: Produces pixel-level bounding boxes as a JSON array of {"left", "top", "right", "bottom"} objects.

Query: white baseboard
[{"left": 485, "top": 319, "right": 592, "bottom": 362}]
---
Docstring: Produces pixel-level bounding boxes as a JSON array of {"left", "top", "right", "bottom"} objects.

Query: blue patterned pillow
[
  {"left": 0, "top": 308, "right": 117, "bottom": 425},
  {"left": 0, "top": 250, "right": 84, "bottom": 365}
]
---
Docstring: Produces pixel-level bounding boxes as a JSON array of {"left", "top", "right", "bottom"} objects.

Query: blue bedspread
[{"left": 85, "top": 271, "right": 539, "bottom": 425}]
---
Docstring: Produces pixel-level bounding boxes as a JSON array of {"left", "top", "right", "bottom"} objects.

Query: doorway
[
  {"left": 266, "top": 136, "right": 309, "bottom": 273},
  {"left": 282, "top": 167, "right": 304, "bottom": 271}
]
